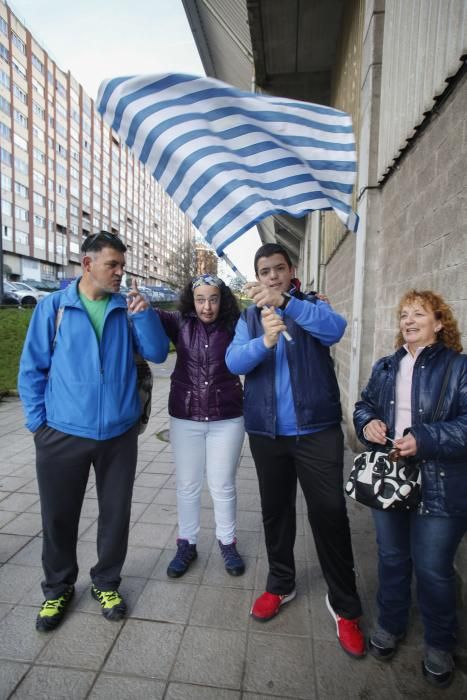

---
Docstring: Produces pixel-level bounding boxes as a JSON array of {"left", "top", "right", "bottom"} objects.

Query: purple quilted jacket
[{"left": 157, "top": 309, "right": 243, "bottom": 422}]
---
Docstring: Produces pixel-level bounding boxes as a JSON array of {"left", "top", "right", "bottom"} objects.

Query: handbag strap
[{"left": 431, "top": 355, "right": 456, "bottom": 422}]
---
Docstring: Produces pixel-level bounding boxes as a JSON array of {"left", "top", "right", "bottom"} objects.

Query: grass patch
[{"left": 0, "top": 307, "right": 33, "bottom": 396}]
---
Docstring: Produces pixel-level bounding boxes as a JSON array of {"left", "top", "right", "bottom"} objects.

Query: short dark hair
[
  {"left": 254, "top": 243, "right": 293, "bottom": 274},
  {"left": 81, "top": 231, "right": 127, "bottom": 254}
]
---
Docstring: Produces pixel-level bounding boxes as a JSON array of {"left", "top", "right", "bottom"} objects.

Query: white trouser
[{"left": 169, "top": 416, "right": 245, "bottom": 545}]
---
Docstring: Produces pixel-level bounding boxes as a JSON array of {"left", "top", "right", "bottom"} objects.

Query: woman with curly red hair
[{"left": 354, "top": 290, "right": 467, "bottom": 689}]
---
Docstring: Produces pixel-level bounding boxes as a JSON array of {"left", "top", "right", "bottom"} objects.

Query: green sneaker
[
  {"left": 91, "top": 585, "right": 127, "bottom": 621},
  {"left": 36, "top": 585, "right": 74, "bottom": 632}
]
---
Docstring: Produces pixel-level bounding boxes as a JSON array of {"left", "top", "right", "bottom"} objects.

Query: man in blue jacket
[
  {"left": 226, "top": 243, "right": 364, "bottom": 657},
  {"left": 18, "top": 231, "right": 169, "bottom": 631}
]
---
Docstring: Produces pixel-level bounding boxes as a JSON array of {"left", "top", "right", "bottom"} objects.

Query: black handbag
[{"left": 346, "top": 356, "right": 455, "bottom": 511}]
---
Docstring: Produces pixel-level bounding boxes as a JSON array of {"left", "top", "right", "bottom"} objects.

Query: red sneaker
[
  {"left": 251, "top": 589, "right": 296, "bottom": 621},
  {"left": 325, "top": 594, "right": 366, "bottom": 657}
]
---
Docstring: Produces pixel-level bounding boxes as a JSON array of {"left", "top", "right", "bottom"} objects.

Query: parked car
[
  {"left": 23, "top": 278, "right": 60, "bottom": 293},
  {"left": 3, "top": 280, "right": 40, "bottom": 305},
  {"left": 0, "top": 289, "right": 21, "bottom": 306}
]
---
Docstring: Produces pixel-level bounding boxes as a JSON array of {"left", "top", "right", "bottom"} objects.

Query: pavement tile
[
  {"left": 171, "top": 627, "right": 246, "bottom": 689},
  {"left": 88, "top": 674, "right": 166, "bottom": 700},
  {"left": 190, "top": 585, "right": 253, "bottom": 630},
  {"left": 133, "top": 579, "right": 198, "bottom": 623},
  {"left": 244, "top": 633, "right": 316, "bottom": 698},
  {"left": 0, "top": 563, "right": 42, "bottom": 603},
  {"left": 8, "top": 537, "right": 43, "bottom": 567},
  {"left": 165, "top": 683, "right": 240, "bottom": 699},
  {"left": 0, "top": 660, "right": 30, "bottom": 700},
  {"left": 0, "top": 605, "right": 50, "bottom": 662},
  {"left": 0, "top": 493, "right": 39, "bottom": 513},
  {"left": 248, "top": 589, "right": 312, "bottom": 637},
  {"left": 121, "top": 545, "right": 162, "bottom": 579},
  {"left": 0, "top": 475, "right": 33, "bottom": 491},
  {"left": 37, "top": 611, "right": 121, "bottom": 670},
  {"left": 1, "top": 513, "right": 42, "bottom": 537},
  {"left": 104, "top": 619, "right": 183, "bottom": 679},
  {"left": 75, "top": 576, "right": 146, "bottom": 617},
  {"left": 9, "top": 665, "right": 95, "bottom": 700},
  {"left": 129, "top": 522, "right": 175, "bottom": 549},
  {"left": 134, "top": 472, "right": 171, "bottom": 488},
  {"left": 131, "top": 485, "right": 161, "bottom": 503},
  {"left": 202, "top": 552, "right": 256, "bottom": 589},
  {"left": 138, "top": 502, "right": 179, "bottom": 525},
  {"left": 0, "top": 534, "right": 33, "bottom": 563}
]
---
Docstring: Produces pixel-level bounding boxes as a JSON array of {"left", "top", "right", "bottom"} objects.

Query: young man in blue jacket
[
  {"left": 18, "top": 232, "right": 169, "bottom": 631},
  {"left": 226, "top": 243, "right": 365, "bottom": 657}
]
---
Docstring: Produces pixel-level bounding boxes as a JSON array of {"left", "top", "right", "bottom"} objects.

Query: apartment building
[
  {"left": 0, "top": 1, "right": 195, "bottom": 287},
  {"left": 195, "top": 242, "right": 218, "bottom": 276}
]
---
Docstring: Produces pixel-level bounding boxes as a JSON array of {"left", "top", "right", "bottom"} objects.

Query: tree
[{"left": 166, "top": 236, "right": 196, "bottom": 289}]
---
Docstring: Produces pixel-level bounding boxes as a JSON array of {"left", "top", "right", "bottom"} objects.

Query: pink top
[{"left": 395, "top": 345, "right": 426, "bottom": 438}]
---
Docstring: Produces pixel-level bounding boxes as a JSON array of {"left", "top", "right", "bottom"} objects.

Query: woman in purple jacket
[{"left": 157, "top": 274, "right": 245, "bottom": 578}]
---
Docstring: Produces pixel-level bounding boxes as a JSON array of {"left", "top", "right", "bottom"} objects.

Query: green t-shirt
[{"left": 79, "top": 292, "right": 110, "bottom": 341}]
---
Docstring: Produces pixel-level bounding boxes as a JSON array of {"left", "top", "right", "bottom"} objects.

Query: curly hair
[
  {"left": 395, "top": 289, "right": 463, "bottom": 352},
  {"left": 178, "top": 279, "right": 240, "bottom": 332}
]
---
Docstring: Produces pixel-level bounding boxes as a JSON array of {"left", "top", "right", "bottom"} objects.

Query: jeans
[
  {"left": 372, "top": 508, "right": 467, "bottom": 651},
  {"left": 170, "top": 416, "right": 245, "bottom": 544},
  {"left": 249, "top": 426, "right": 362, "bottom": 619}
]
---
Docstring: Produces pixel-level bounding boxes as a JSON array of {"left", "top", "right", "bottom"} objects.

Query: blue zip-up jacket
[
  {"left": 226, "top": 293, "right": 346, "bottom": 437},
  {"left": 18, "top": 279, "right": 169, "bottom": 440},
  {"left": 353, "top": 343, "right": 467, "bottom": 517}
]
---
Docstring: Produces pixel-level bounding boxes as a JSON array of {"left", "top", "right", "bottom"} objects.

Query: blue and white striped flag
[{"left": 97, "top": 74, "right": 359, "bottom": 255}]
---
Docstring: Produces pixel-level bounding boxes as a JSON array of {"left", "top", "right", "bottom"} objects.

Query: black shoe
[
  {"left": 167, "top": 539, "right": 197, "bottom": 578},
  {"left": 218, "top": 539, "right": 245, "bottom": 576},
  {"left": 91, "top": 586, "right": 127, "bottom": 621},
  {"left": 369, "top": 625, "right": 404, "bottom": 661},
  {"left": 35, "top": 585, "right": 74, "bottom": 632},
  {"left": 422, "top": 647, "right": 454, "bottom": 689}
]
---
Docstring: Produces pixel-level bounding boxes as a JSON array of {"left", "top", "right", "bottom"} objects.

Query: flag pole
[{"left": 220, "top": 252, "right": 293, "bottom": 343}]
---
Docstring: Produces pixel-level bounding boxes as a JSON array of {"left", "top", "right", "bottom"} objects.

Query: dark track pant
[
  {"left": 249, "top": 426, "right": 362, "bottom": 619},
  {"left": 34, "top": 424, "right": 138, "bottom": 599}
]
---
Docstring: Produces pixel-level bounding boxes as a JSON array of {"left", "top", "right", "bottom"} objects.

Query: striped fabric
[{"left": 97, "top": 74, "right": 359, "bottom": 255}]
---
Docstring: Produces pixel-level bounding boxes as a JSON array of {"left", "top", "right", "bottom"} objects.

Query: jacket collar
[{"left": 61, "top": 277, "right": 127, "bottom": 310}]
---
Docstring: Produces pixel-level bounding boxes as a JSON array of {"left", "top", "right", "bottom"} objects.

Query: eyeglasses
[{"left": 81, "top": 231, "right": 117, "bottom": 253}]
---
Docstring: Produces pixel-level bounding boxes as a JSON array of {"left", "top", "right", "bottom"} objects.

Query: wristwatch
[{"left": 279, "top": 292, "right": 292, "bottom": 310}]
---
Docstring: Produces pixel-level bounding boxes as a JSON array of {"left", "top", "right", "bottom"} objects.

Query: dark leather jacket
[
  {"left": 353, "top": 343, "right": 467, "bottom": 516},
  {"left": 157, "top": 310, "right": 243, "bottom": 421}
]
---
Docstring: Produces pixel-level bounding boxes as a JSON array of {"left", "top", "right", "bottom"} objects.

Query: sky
[{"left": 10, "top": 0, "right": 260, "bottom": 279}]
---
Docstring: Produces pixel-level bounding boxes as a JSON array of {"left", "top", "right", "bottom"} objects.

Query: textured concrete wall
[
  {"left": 322, "top": 234, "right": 356, "bottom": 422},
  {"left": 369, "top": 71, "right": 467, "bottom": 366}
]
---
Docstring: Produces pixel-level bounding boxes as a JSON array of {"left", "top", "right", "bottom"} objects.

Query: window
[
  {"left": 32, "top": 102, "right": 45, "bottom": 120},
  {"left": 0, "top": 69, "right": 9, "bottom": 89},
  {"left": 33, "top": 191, "right": 46, "bottom": 206},
  {"left": 0, "top": 43, "right": 9, "bottom": 63},
  {"left": 14, "top": 109, "right": 28, "bottom": 129},
  {"left": 11, "top": 32, "right": 26, "bottom": 54},
  {"left": 17, "top": 231, "right": 29, "bottom": 246},
  {"left": 57, "top": 204, "right": 67, "bottom": 218},
  {"left": 1, "top": 172, "right": 11, "bottom": 190},
  {"left": 15, "top": 205, "right": 29, "bottom": 221},
  {"left": 13, "top": 83, "right": 27, "bottom": 104},
  {"left": 14, "top": 155, "right": 28, "bottom": 174},
  {"left": 33, "top": 169, "right": 45, "bottom": 185},
  {"left": 0, "top": 17, "right": 7, "bottom": 36},
  {"left": 56, "top": 142, "right": 67, "bottom": 158},
  {"left": 3, "top": 224, "right": 12, "bottom": 240},
  {"left": 56, "top": 101, "right": 66, "bottom": 119},
  {"left": 12, "top": 59, "right": 27, "bottom": 79},
  {"left": 56, "top": 162, "right": 66, "bottom": 178},
  {"left": 56, "top": 121, "right": 66, "bottom": 138},
  {"left": 33, "top": 148, "right": 46, "bottom": 163},
  {"left": 0, "top": 94, "right": 9, "bottom": 114},
  {"left": 33, "top": 125, "right": 45, "bottom": 141},
  {"left": 0, "top": 121, "right": 10, "bottom": 139},
  {"left": 34, "top": 214, "right": 46, "bottom": 228},
  {"left": 32, "top": 54, "right": 44, "bottom": 74},
  {"left": 13, "top": 133, "right": 27, "bottom": 151},
  {"left": 1, "top": 199, "right": 12, "bottom": 216},
  {"left": 14, "top": 181, "right": 28, "bottom": 198},
  {"left": 57, "top": 183, "right": 67, "bottom": 197},
  {"left": 55, "top": 80, "right": 66, "bottom": 97},
  {"left": 32, "top": 77, "right": 44, "bottom": 97}
]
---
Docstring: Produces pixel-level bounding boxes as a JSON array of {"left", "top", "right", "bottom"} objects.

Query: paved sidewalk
[{"left": 0, "top": 355, "right": 466, "bottom": 699}]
